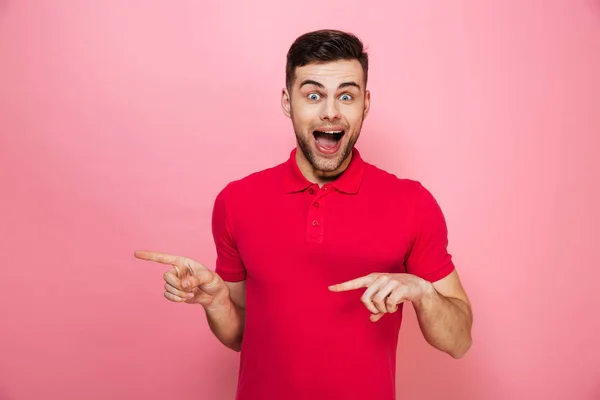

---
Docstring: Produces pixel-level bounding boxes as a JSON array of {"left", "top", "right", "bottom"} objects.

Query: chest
[{"left": 233, "top": 188, "right": 414, "bottom": 287}]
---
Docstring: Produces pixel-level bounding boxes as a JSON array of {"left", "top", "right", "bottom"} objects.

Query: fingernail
[{"left": 187, "top": 293, "right": 194, "bottom": 298}]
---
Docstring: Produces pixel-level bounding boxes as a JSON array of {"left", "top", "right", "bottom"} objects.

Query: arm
[
  {"left": 413, "top": 270, "right": 473, "bottom": 358},
  {"left": 405, "top": 182, "right": 473, "bottom": 358},
  {"left": 135, "top": 184, "right": 247, "bottom": 352},
  {"left": 205, "top": 280, "right": 246, "bottom": 352},
  {"left": 209, "top": 183, "right": 248, "bottom": 352}
]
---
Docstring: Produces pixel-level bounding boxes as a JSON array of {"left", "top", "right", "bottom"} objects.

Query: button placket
[{"left": 306, "top": 186, "right": 333, "bottom": 243}]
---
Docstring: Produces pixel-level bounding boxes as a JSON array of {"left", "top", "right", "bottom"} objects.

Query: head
[{"left": 281, "top": 29, "right": 371, "bottom": 183}]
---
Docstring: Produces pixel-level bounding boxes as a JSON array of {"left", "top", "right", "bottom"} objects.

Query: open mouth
[{"left": 313, "top": 130, "right": 345, "bottom": 153}]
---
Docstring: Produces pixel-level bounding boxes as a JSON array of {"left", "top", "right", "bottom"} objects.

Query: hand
[
  {"left": 134, "top": 250, "right": 228, "bottom": 308},
  {"left": 328, "top": 273, "right": 432, "bottom": 322}
]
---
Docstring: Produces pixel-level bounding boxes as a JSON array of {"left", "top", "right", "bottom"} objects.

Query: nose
[{"left": 320, "top": 98, "right": 341, "bottom": 121}]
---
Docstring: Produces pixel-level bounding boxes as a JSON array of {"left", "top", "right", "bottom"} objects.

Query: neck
[{"left": 295, "top": 149, "right": 353, "bottom": 187}]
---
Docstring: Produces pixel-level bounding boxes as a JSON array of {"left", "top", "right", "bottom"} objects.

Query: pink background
[{"left": 1, "top": 1, "right": 599, "bottom": 399}]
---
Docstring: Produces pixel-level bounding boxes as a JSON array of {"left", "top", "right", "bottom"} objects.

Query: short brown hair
[{"left": 285, "top": 29, "right": 368, "bottom": 91}]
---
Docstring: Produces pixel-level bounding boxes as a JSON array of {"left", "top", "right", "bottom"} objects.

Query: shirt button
[
  {"left": 313, "top": 202, "right": 319, "bottom": 208},
  {"left": 308, "top": 188, "right": 315, "bottom": 194},
  {"left": 312, "top": 220, "right": 319, "bottom": 226}
]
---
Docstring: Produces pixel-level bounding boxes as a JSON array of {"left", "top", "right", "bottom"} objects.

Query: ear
[
  {"left": 363, "top": 89, "right": 371, "bottom": 119},
  {"left": 281, "top": 88, "right": 291, "bottom": 118}
]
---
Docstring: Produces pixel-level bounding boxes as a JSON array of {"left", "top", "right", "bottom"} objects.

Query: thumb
[
  {"left": 185, "top": 270, "right": 223, "bottom": 294},
  {"left": 370, "top": 313, "right": 385, "bottom": 323}
]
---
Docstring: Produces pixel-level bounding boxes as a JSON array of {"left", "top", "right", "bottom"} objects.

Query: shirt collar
[{"left": 283, "top": 147, "right": 364, "bottom": 194}]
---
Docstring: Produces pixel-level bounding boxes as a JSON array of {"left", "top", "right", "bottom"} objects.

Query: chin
[{"left": 307, "top": 145, "right": 353, "bottom": 174}]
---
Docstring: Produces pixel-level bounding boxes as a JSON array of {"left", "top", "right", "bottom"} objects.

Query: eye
[
  {"left": 308, "top": 93, "right": 320, "bottom": 101},
  {"left": 340, "top": 94, "right": 352, "bottom": 101}
]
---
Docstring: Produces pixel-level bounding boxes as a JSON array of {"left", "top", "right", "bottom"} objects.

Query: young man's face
[{"left": 282, "top": 59, "right": 370, "bottom": 182}]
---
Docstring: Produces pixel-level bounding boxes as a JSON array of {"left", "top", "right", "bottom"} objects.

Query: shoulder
[
  {"left": 361, "top": 162, "right": 450, "bottom": 245},
  {"left": 360, "top": 160, "right": 445, "bottom": 221},
  {"left": 362, "top": 160, "right": 429, "bottom": 198}
]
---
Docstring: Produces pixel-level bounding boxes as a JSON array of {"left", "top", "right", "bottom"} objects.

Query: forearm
[
  {"left": 204, "top": 296, "right": 245, "bottom": 352},
  {"left": 413, "top": 283, "right": 473, "bottom": 358}
]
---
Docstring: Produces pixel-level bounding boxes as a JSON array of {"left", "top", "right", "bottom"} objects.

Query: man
[{"left": 135, "top": 29, "right": 473, "bottom": 400}]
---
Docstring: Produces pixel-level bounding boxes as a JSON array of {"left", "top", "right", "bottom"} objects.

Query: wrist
[
  {"left": 414, "top": 278, "right": 436, "bottom": 306},
  {"left": 203, "top": 290, "right": 233, "bottom": 314}
]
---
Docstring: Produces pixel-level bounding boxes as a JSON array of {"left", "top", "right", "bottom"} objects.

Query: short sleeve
[
  {"left": 211, "top": 184, "right": 247, "bottom": 282},
  {"left": 404, "top": 182, "right": 455, "bottom": 282}
]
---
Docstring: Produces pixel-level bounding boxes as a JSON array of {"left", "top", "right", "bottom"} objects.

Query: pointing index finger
[
  {"left": 134, "top": 250, "right": 178, "bottom": 264},
  {"left": 328, "top": 275, "right": 376, "bottom": 292},
  {"left": 134, "top": 250, "right": 203, "bottom": 274}
]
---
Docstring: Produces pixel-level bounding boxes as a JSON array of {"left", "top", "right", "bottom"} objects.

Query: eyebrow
[{"left": 299, "top": 79, "right": 361, "bottom": 91}]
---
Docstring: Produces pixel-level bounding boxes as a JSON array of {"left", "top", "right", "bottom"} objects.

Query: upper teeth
[{"left": 323, "top": 131, "right": 342, "bottom": 134}]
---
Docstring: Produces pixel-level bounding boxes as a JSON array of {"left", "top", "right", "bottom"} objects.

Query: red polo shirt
[{"left": 211, "top": 148, "right": 455, "bottom": 400}]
